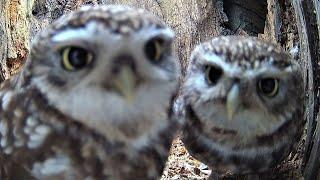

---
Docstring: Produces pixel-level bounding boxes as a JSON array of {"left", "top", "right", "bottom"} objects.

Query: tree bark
[
  {"left": 298, "top": 0, "right": 320, "bottom": 179},
  {"left": 0, "top": 0, "right": 319, "bottom": 179},
  {"left": 0, "top": 0, "right": 33, "bottom": 80}
]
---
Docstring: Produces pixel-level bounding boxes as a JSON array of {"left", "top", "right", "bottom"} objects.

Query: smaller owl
[{"left": 180, "top": 36, "right": 305, "bottom": 177}]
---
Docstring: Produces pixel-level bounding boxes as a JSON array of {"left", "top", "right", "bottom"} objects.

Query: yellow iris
[{"left": 62, "top": 47, "right": 93, "bottom": 71}]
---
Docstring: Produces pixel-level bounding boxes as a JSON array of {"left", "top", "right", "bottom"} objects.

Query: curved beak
[
  {"left": 227, "top": 84, "right": 241, "bottom": 120},
  {"left": 112, "top": 66, "right": 136, "bottom": 103}
]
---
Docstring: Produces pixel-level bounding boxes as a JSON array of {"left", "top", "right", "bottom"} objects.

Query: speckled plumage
[
  {"left": 180, "top": 36, "right": 305, "bottom": 177},
  {"left": 0, "top": 5, "right": 179, "bottom": 179}
]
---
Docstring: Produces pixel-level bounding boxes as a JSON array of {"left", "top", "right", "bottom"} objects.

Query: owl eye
[
  {"left": 205, "top": 65, "right": 223, "bottom": 85},
  {"left": 258, "top": 78, "right": 279, "bottom": 97},
  {"left": 61, "top": 47, "right": 93, "bottom": 71},
  {"left": 145, "top": 38, "right": 164, "bottom": 62}
]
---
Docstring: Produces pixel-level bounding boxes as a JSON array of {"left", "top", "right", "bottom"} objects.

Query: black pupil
[
  {"left": 260, "top": 78, "right": 276, "bottom": 94},
  {"left": 145, "top": 39, "right": 161, "bottom": 61},
  {"left": 206, "top": 66, "right": 223, "bottom": 85},
  {"left": 69, "top": 47, "right": 88, "bottom": 68}
]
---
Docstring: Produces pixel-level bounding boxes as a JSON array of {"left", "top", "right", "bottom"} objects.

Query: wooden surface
[
  {"left": 300, "top": 0, "right": 320, "bottom": 179},
  {"left": 0, "top": 0, "right": 33, "bottom": 79}
]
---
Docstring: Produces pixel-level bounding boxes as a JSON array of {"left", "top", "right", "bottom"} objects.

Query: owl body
[
  {"left": 181, "top": 36, "right": 304, "bottom": 175},
  {"left": 0, "top": 5, "right": 179, "bottom": 179}
]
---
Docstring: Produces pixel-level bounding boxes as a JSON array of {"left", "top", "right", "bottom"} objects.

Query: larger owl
[
  {"left": 0, "top": 5, "right": 179, "bottom": 179},
  {"left": 180, "top": 36, "right": 305, "bottom": 177}
]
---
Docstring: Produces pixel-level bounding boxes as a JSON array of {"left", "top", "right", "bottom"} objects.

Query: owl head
[
  {"left": 182, "top": 36, "right": 304, "bottom": 142},
  {"left": 19, "top": 5, "right": 179, "bottom": 138}
]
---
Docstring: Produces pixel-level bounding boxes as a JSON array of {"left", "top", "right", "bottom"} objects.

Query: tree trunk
[
  {"left": 0, "top": 0, "right": 33, "bottom": 80},
  {"left": 0, "top": 0, "right": 319, "bottom": 179}
]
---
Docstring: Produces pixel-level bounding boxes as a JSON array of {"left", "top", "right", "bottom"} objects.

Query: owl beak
[
  {"left": 112, "top": 66, "right": 136, "bottom": 103},
  {"left": 227, "top": 84, "right": 241, "bottom": 120}
]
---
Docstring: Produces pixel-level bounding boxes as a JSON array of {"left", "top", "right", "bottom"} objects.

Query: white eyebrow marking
[
  {"left": 52, "top": 22, "right": 103, "bottom": 43},
  {"left": 52, "top": 29, "right": 88, "bottom": 42}
]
